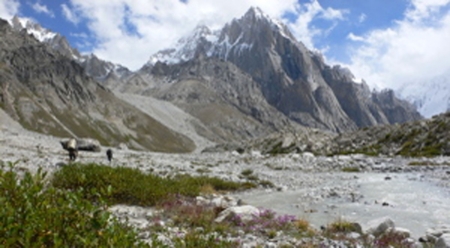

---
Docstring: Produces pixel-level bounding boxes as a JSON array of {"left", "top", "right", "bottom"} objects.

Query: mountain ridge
[
  {"left": 139, "top": 7, "right": 422, "bottom": 133},
  {"left": 0, "top": 18, "right": 195, "bottom": 153}
]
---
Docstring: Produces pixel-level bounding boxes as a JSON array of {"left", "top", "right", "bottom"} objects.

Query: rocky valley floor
[{"left": 1, "top": 114, "right": 450, "bottom": 247}]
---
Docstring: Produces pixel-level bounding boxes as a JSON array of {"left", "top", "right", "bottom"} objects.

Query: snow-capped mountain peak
[
  {"left": 146, "top": 24, "right": 220, "bottom": 66},
  {"left": 9, "top": 16, "right": 131, "bottom": 81},
  {"left": 241, "top": 6, "right": 291, "bottom": 37},
  {"left": 146, "top": 7, "right": 296, "bottom": 66},
  {"left": 11, "top": 15, "right": 57, "bottom": 42},
  {"left": 397, "top": 73, "right": 450, "bottom": 118}
]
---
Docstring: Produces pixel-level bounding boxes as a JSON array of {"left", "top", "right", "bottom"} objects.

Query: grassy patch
[
  {"left": 0, "top": 162, "right": 146, "bottom": 247},
  {"left": 341, "top": 167, "right": 360, "bottom": 172},
  {"left": 408, "top": 161, "right": 450, "bottom": 166},
  {"left": 51, "top": 163, "right": 255, "bottom": 206},
  {"left": 240, "top": 169, "right": 254, "bottom": 177},
  {"left": 327, "top": 219, "right": 361, "bottom": 234}
]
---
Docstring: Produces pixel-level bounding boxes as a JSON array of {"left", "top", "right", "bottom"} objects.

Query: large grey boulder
[
  {"left": 365, "top": 217, "right": 395, "bottom": 237},
  {"left": 426, "top": 225, "right": 450, "bottom": 243},
  {"left": 436, "top": 233, "right": 450, "bottom": 248}
]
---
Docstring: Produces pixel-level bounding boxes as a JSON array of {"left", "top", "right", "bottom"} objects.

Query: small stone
[
  {"left": 418, "top": 236, "right": 428, "bottom": 243},
  {"left": 264, "top": 242, "right": 277, "bottom": 248},
  {"left": 347, "top": 232, "right": 361, "bottom": 239},
  {"left": 215, "top": 205, "right": 260, "bottom": 223}
]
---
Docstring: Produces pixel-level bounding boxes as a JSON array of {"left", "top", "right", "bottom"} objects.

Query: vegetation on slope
[
  {"left": 1, "top": 160, "right": 419, "bottom": 247},
  {"left": 333, "top": 112, "right": 450, "bottom": 157},
  {"left": 0, "top": 162, "right": 146, "bottom": 247},
  {"left": 51, "top": 163, "right": 255, "bottom": 206}
]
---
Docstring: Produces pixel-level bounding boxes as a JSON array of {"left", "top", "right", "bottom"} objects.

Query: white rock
[
  {"left": 347, "top": 232, "right": 361, "bottom": 239},
  {"left": 251, "top": 150, "right": 262, "bottom": 157},
  {"left": 394, "top": 227, "right": 411, "bottom": 238},
  {"left": 426, "top": 225, "right": 450, "bottom": 243},
  {"left": 117, "top": 143, "right": 128, "bottom": 150},
  {"left": 290, "top": 153, "right": 300, "bottom": 159},
  {"left": 302, "top": 152, "right": 315, "bottom": 159},
  {"left": 436, "top": 233, "right": 450, "bottom": 248},
  {"left": 264, "top": 242, "right": 277, "bottom": 248},
  {"left": 215, "top": 205, "right": 260, "bottom": 223},
  {"left": 231, "top": 151, "right": 240, "bottom": 156},
  {"left": 195, "top": 196, "right": 207, "bottom": 205}
]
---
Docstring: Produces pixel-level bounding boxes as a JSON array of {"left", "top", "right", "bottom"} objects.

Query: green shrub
[
  {"left": 341, "top": 167, "right": 360, "bottom": 172},
  {"left": 327, "top": 219, "right": 361, "bottom": 234},
  {"left": 52, "top": 163, "right": 255, "bottom": 206},
  {"left": 0, "top": 163, "right": 146, "bottom": 247},
  {"left": 240, "top": 169, "right": 254, "bottom": 177}
]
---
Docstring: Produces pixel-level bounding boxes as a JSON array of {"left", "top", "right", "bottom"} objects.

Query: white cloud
[
  {"left": 406, "top": 0, "right": 450, "bottom": 22},
  {"left": 61, "top": 4, "right": 80, "bottom": 25},
  {"left": 285, "top": 0, "right": 348, "bottom": 51},
  {"left": 30, "top": 2, "right": 54, "bottom": 17},
  {"left": 344, "top": 0, "right": 450, "bottom": 91},
  {"left": 347, "top": 32, "right": 364, "bottom": 41},
  {"left": 65, "top": 0, "right": 343, "bottom": 70},
  {"left": 0, "top": 0, "right": 20, "bottom": 21},
  {"left": 358, "top": 13, "right": 367, "bottom": 23}
]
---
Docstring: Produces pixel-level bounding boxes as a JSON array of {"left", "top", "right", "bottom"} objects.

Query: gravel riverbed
[{"left": 2, "top": 122, "right": 450, "bottom": 247}]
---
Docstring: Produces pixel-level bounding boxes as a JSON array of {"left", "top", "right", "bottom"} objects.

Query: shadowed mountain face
[
  {"left": 0, "top": 19, "right": 194, "bottom": 153},
  {"left": 143, "top": 7, "right": 422, "bottom": 133},
  {"left": 134, "top": 56, "right": 303, "bottom": 143},
  {"left": 208, "top": 8, "right": 421, "bottom": 132}
]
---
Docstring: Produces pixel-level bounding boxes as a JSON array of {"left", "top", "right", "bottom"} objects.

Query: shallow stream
[{"left": 236, "top": 172, "right": 450, "bottom": 238}]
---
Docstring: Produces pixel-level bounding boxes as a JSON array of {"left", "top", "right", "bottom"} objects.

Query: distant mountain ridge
[
  {"left": 3, "top": 9, "right": 423, "bottom": 149},
  {"left": 0, "top": 18, "right": 194, "bottom": 152},
  {"left": 139, "top": 7, "right": 422, "bottom": 133},
  {"left": 10, "top": 16, "right": 131, "bottom": 83}
]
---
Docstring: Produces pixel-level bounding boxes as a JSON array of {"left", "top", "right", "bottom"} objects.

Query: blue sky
[{"left": 1, "top": 0, "right": 450, "bottom": 92}]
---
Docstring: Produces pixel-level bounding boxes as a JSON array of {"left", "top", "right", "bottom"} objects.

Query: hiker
[
  {"left": 106, "top": 149, "right": 113, "bottom": 162},
  {"left": 67, "top": 138, "right": 78, "bottom": 161}
]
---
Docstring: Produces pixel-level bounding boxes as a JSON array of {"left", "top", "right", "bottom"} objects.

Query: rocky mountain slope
[
  {"left": 10, "top": 16, "right": 131, "bottom": 85},
  {"left": 0, "top": 18, "right": 194, "bottom": 153},
  {"left": 144, "top": 7, "right": 422, "bottom": 133},
  {"left": 330, "top": 111, "right": 450, "bottom": 157},
  {"left": 130, "top": 56, "right": 304, "bottom": 143},
  {"left": 5, "top": 10, "right": 423, "bottom": 150},
  {"left": 226, "top": 111, "right": 450, "bottom": 157}
]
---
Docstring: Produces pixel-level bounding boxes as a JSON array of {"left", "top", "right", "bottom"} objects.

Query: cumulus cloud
[
  {"left": 345, "top": 0, "right": 450, "bottom": 90},
  {"left": 0, "top": 0, "right": 20, "bottom": 21},
  {"left": 65, "top": 0, "right": 345, "bottom": 70},
  {"left": 30, "top": 2, "right": 54, "bottom": 17}
]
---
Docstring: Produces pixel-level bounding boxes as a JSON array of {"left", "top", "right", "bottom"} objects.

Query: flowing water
[{"left": 236, "top": 172, "right": 450, "bottom": 237}]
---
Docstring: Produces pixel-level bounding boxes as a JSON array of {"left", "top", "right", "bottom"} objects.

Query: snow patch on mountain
[
  {"left": 146, "top": 25, "right": 220, "bottom": 66},
  {"left": 396, "top": 73, "right": 450, "bottom": 118},
  {"left": 146, "top": 7, "right": 293, "bottom": 66},
  {"left": 11, "top": 16, "right": 57, "bottom": 42}
]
